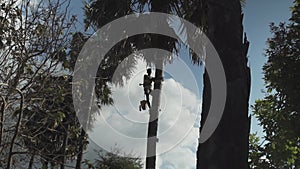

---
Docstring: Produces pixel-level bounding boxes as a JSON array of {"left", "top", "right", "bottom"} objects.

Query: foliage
[
  {"left": 0, "top": 0, "right": 82, "bottom": 168},
  {"left": 250, "top": 1, "right": 300, "bottom": 168},
  {"left": 0, "top": 0, "right": 22, "bottom": 49},
  {"left": 248, "top": 133, "right": 274, "bottom": 169},
  {"left": 93, "top": 148, "right": 143, "bottom": 169},
  {"left": 1, "top": 0, "right": 148, "bottom": 167},
  {"left": 21, "top": 76, "right": 85, "bottom": 167},
  {"left": 83, "top": 0, "right": 206, "bottom": 63},
  {"left": 0, "top": 0, "right": 250, "bottom": 168}
]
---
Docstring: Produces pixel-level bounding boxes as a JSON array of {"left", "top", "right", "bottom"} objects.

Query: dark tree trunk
[
  {"left": 145, "top": 1, "right": 172, "bottom": 168},
  {"left": 197, "top": 0, "right": 251, "bottom": 169},
  {"left": 146, "top": 62, "right": 164, "bottom": 169}
]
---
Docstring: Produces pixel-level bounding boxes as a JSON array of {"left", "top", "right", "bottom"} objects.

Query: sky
[
  {"left": 86, "top": 57, "right": 201, "bottom": 169},
  {"left": 243, "top": 0, "right": 293, "bottom": 137},
  {"left": 67, "top": 1, "right": 295, "bottom": 168}
]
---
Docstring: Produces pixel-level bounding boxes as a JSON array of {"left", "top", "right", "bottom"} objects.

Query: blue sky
[
  {"left": 67, "top": 1, "right": 295, "bottom": 168},
  {"left": 243, "top": 0, "right": 293, "bottom": 137}
]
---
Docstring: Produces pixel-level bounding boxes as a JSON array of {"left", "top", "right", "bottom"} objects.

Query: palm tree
[
  {"left": 83, "top": 1, "right": 251, "bottom": 169},
  {"left": 135, "top": 1, "right": 251, "bottom": 168},
  {"left": 84, "top": 1, "right": 179, "bottom": 169}
]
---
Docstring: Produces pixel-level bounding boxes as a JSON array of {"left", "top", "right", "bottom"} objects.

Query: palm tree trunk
[
  {"left": 146, "top": 62, "right": 164, "bottom": 169},
  {"left": 145, "top": 1, "right": 170, "bottom": 168},
  {"left": 197, "top": 0, "right": 250, "bottom": 169}
]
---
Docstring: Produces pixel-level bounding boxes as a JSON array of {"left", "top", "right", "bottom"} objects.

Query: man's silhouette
[{"left": 139, "top": 68, "right": 153, "bottom": 111}]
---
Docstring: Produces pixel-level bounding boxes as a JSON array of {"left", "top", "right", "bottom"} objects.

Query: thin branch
[
  {"left": 3, "top": 84, "right": 24, "bottom": 169},
  {"left": 0, "top": 94, "right": 6, "bottom": 146}
]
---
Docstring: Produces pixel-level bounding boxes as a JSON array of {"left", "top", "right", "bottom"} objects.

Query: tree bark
[
  {"left": 146, "top": 62, "right": 164, "bottom": 169},
  {"left": 145, "top": 1, "right": 171, "bottom": 168},
  {"left": 197, "top": 0, "right": 251, "bottom": 169}
]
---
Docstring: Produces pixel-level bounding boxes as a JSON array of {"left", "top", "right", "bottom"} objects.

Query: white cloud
[{"left": 87, "top": 57, "right": 201, "bottom": 169}]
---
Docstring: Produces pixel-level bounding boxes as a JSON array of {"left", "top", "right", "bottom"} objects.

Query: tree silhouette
[
  {"left": 79, "top": 0, "right": 251, "bottom": 169},
  {"left": 196, "top": 1, "right": 251, "bottom": 169}
]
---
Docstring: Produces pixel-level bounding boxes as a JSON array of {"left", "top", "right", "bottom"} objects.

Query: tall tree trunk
[
  {"left": 197, "top": 0, "right": 250, "bottom": 169},
  {"left": 146, "top": 61, "right": 164, "bottom": 169},
  {"left": 145, "top": 1, "right": 171, "bottom": 168}
]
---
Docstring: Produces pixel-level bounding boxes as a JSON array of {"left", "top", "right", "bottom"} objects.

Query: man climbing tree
[{"left": 139, "top": 68, "right": 154, "bottom": 111}]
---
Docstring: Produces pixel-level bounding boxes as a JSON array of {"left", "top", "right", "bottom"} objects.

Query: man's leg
[{"left": 145, "top": 93, "right": 151, "bottom": 108}]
